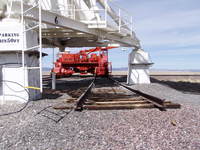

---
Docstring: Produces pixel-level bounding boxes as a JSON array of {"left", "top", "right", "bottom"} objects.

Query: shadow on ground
[
  {"left": 42, "top": 75, "right": 128, "bottom": 99},
  {"left": 42, "top": 74, "right": 200, "bottom": 99},
  {"left": 42, "top": 90, "right": 62, "bottom": 99},
  {"left": 151, "top": 77, "right": 200, "bottom": 95}
]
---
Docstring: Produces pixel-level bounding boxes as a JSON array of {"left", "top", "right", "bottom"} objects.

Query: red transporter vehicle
[{"left": 51, "top": 47, "right": 116, "bottom": 77}]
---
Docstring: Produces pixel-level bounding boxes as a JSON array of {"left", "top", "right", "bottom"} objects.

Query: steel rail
[
  {"left": 108, "top": 77, "right": 166, "bottom": 110},
  {"left": 75, "top": 77, "right": 96, "bottom": 111},
  {"left": 73, "top": 76, "right": 180, "bottom": 111}
]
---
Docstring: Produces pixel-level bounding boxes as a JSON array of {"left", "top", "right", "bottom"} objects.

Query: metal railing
[{"left": 37, "top": 0, "right": 134, "bottom": 35}]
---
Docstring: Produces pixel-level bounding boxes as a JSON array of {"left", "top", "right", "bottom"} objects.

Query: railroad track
[{"left": 53, "top": 76, "right": 181, "bottom": 111}]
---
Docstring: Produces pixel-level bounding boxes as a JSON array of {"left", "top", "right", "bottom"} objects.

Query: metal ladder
[{"left": 21, "top": 0, "right": 43, "bottom": 93}]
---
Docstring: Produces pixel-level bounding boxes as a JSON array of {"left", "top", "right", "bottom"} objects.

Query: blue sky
[{"left": 43, "top": 0, "right": 200, "bottom": 70}]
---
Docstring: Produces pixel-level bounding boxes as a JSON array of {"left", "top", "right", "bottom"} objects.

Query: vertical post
[
  {"left": 1, "top": 89, "right": 4, "bottom": 105},
  {"left": 130, "top": 16, "right": 133, "bottom": 36},
  {"left": 105, "top": 0, "right": 107, "bottom": 27},
  {"left": 118, "top": 8, "right": 121, "bottom": 33},
  {"left": 38, "top": 0, "right": 43, "bottom": 93},
  {"left": 51, "top": 47, "right": 56, "bottom": 89},
  {"left": 52, "top": 72, "right": 56, "bottom": 90},
  {"left": 1, "top": 66, "right": 5, "bottom": 105},
  {"left": 8, "top": 1, "right": 13, "bottom": 18},
  {"left": 21, "top": 0, "right": 26, "bottom": 89},
  {"left": 127, "top": 52, "right": 131, "bottom": 85},
  {"left": 52, "top": 48, "right": 55, "bottom": 68},
  {"left": 21, "top": 0, "right": 24, "bottom": 69},
  {"left": 73, "top": 5, "right": 75, "bottom": 20}
]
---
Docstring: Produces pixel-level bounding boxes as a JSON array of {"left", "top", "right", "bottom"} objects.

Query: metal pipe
[
  {"left": 52, "top": 72, "right": 56, "bottom": 90},
  {"left": 118, "top": 8, "right": 121, "bottom": 32},
  {"left": 39, "top": 0, "right": 43, "bottom": 93},
  {"left": 21, "top": 0, "right": 26, "bottom": 90},
  {"left": 52, "top": 48, "right": 56, "bottom": 90}
]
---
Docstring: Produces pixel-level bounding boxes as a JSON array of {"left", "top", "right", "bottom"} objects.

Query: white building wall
[
  {"left": 0, "top": 20, "right": 41, "bottom": 103},
  {"left": 0, "top": 67, "right": 29, "bottom": 103},
  {"left": 0, "top": 53, "right": 41, "bottom": 103}
]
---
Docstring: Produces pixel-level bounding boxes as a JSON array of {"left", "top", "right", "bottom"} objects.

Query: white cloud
[
  {"left": 136, "top": 9, "right": 200, "bottom": 33},
  {"left": 131, "top": 3, "right": 200, "bottom": 48}
]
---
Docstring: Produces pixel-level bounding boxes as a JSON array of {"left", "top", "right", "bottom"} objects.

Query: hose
[
  {"left": 0, "top": 54, "right": 43, "bottom": 116},
  {"left": 0, "top": 80, "right": 31, "bottom": 116},
  {"left": 0, "top": 63, "right": 31, "bottom": 116}
]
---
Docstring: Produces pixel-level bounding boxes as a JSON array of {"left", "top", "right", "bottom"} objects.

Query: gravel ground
[
  {"left": 0, "top": 76, "right": 200, "bottom": 150},
  {"left": 131, "top": 83, "right": 200, "bottom": 106}
]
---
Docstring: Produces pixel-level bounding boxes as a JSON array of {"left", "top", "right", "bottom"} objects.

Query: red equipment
[{"left": 51, "top": 47, "right": 116, "bottom": 77}]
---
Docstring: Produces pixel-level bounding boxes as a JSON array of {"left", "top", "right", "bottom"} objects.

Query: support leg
[
  {"left": 52, "top": 72, "right": 56, "bottom": 90},
  {"left": 127, "top": 49, "right": 153, "bottom": 84}
]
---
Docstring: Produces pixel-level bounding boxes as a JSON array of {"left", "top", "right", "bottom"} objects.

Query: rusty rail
[
  {"left": 75, "top": 77, "right": 96, "bottom": 111},
  {"left": 108, "top": 77, "right": 166, "bottom": 110},
  {"left": 71, "top": 76, "right": 180, "bottom": 111}
]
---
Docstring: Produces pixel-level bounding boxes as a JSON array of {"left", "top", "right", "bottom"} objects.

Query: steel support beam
[{"left": 12, "top": 2, "right": 140, "bottom": 48}]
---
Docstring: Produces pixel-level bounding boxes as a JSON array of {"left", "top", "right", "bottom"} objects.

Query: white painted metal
[
  {"left": 127, "top": 49, "right": 153, "bottom": 84},
  {"left": 21, "top": 0, "right": 43, "bottom": 93},
  {"left": 38, "top": 0, "right": 43, "bottom": 93},
  {"left": 51, "top": 47, "right": 56, "bottom": 90},
  {"left": 52, "top": 72, "right": 56, "bottom": 90},
  {"left": 27, "top": 67, "right": 40, "bottom": 69},
  {"left": 10, "top": 0, "right": 140, "bottom": 47},
  {"left": 21, "top": 0, "right": 25, "bottom": 72},
  {"left": 24, "top": 25, "right": 39, "bottom": 32},
  {"left": 0, "top": 0, "right": 151, "bottom": 104}
]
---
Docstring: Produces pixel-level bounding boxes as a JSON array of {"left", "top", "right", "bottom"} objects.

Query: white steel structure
[
  {"left": 21, "top": 0, "right": 42, "bottom": 93},
  {"left": 0, "top": 0, "right": 152, "bottom": 103},
  {"left": 127, "top": 49, "right": 153, "bottom": 84}
]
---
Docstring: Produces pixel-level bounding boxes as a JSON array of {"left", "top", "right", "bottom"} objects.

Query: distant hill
[
  {"left": 42, "top": 67, "right": 128, "bottom": 71},
  {"left": 150, "top": 69, "right": 200, "bottom": 72},
  {"left": 42, "top": 67, "right": 200, "bottom": 72},
  {"left": 112, "top": 67, "right": 128, "bottom": 71}
]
